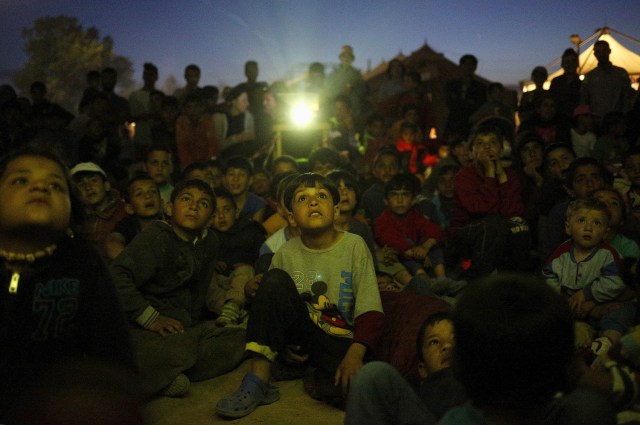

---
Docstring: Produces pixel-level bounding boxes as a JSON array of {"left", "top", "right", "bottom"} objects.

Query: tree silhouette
[{"left": 13, "top": 15, "right": 134, "bottom": 112}]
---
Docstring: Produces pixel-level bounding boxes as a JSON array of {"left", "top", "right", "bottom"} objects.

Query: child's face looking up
[
  {"left": 565, "top": 208, "right": 609, "bottom": 252},
  {"left": 126, "top": 180, "right": 161, "bottom": 218},
  {"left": 336, "top": 179, "right": 357, "bottom": 214},
  {"left": 545, "top": 148, "right": 575, "bottom": 181},
  {"left": 0, "top": 155, "right": 71, "bottom": 238},
  {"left": 74, "top": 173, "right": 109, "bottom": 208},
  {"left": 419, "top": 319, "right": 455, "bottom": 378},
  {"left": 168, "top": 187, "right": 213, "bottom": 240},
  {"left": 212, "top": 196, "right": 236, "bottom": 232},
  {"left": 568, "top": 164, "right": 605, "bottom": 199},
  {"left": 289, "top": 183, "right": 337, "bottom": 232},
  {"left": 593, "top": 190, "right": 622, "bottom": 229}
]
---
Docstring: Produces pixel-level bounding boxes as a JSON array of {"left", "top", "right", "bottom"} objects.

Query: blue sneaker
[{"left": 215, "top": 372, "right": 280, "bottom": 418}]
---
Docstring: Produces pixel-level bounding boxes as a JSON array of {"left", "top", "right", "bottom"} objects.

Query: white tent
[{"left": 522, "top": 27, "right": 640, "bottom": 92}]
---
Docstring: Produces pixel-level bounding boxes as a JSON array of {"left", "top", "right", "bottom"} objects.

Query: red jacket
[
  {"left": 375, "top": 207, "right": 442, "bottom": 257},
  {"left": 450, "top": 164, "right": 525, "bottom": 231}
]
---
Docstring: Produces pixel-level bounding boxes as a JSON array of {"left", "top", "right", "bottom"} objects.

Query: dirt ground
[
  {"left": 144, "top": 358, "right": 640, "bottom": 425},
  {"left": 144, "top": 359, "right": 343, "bottom": 425}
]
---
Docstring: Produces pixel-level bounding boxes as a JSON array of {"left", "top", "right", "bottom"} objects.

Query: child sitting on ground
[
  {"left": 224, "top": 155, "right": 266, "bottom": 222},
  {"left": 326, "top": 170, "right": 376, "bottom": 258},
  {"left": 216, "top": 173, "right": 384, "bottom": 418},
  {"left": 593, "top": 112, "right": 628, "bottom": 173},
  {"left": 70, "top": 161, "right": 127, "bottom": 259},
  {"left": 106, "top": 173, "right": 163, "bottom": 260},
  {"left": 345, "top": 312, "right": 465, "bottom": 424},
  {"left": 543, "top": 198, "right": 635, "bottom": 357},
  {"left": 593, "top": 188, "right": 640, "bottom": 261},
  {"left": 361, "top": 147, "right": 401, "bottom": 224},
  {"left": 375, "top": 173, "right": 464, "bottom": 296},
  {"left": 143, "top": 144, "right": 174, "bottom": 208},
  {"left": 0, "top": 144, "right": 134, "bottom": 422},
  {"left": 395, "top": 121, "right": 427, "bottom": 176},
  {"left": 258, "top": 172, "right": 301, "bottom": 256},
  {"left": 422, "top": 164, "right": 458, "bottom": 232},
  {"left": 110, "top": 179, "right": 245, "bottom": 397},
  {"left": 347, "top": 274, "right": 618, "bottom": 425},
  {"left": 571, "top": 105, "right": 597, "bottom": 158},
  {"left": 541, "top": 156, "right": 609, "bottom": 260},
  {"left": 208, "top": 187, "right": 265, "bottom": 326}
]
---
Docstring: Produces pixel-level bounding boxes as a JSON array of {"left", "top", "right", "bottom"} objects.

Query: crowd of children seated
[{"left": 1, "top": 46, "right": 640, "bottom": 424}]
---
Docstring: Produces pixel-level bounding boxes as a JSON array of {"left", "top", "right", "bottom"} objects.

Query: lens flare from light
[{"left": 290, "top": 102, "right": 314, "bottom": 127}]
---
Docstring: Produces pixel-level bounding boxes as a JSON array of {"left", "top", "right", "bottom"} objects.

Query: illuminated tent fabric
[
  {"left": 547, "top": 31, "right": 640, "bottom": 81},
  {"left": 521, "top": 28, "right": 640, "bottom": 91}
]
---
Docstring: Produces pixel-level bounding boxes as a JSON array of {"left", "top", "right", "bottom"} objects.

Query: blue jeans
[
  {"left": 345, "top": 361, "right": 436, "bottom": 425},
  {"left": 345, "top": 362, "right": 616, "bottom": 425}
]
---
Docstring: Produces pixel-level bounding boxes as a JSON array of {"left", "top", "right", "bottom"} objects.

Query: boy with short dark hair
[
  {"left": 424, "top": 164, "right": 459, "bottom": 231},
  {"left": 362, "top": 147, "right": 401, "bottom": 224},
  {"left": 345, "top": 312, "right": 465, "bottom": 424},
  {"left": 395, "top": 121, "right": 426, "bottom": 176},
  {"left": 0, "top": 144, "right": 135, "bottom": 423},
  {"left": 449, "top": 126, "right": 531, "bottom": 278},
  {"left": 271, "top": 154, "right": 299, "bottom": 176},
  {"left": 375, "top": 174, "right": 463, "bottom": 296},
  {"left": 70, "top": 161, "right": 127, "bottom": 258},
  {"left": 143, "top": 144, "right": 174, "bottom": 207},
  {"left": 543, "top": 197, "right": 634, "bottom": 356},
  {"left": 224, "top": 155, "right": 266, "bottom": 222},
  {"left": 216, "top": 173, "right": 384, "bottom": 418},
  {"left": 541, "top": 156, "right": 609, "bottom": 260},
  {"left": 106, "top": 173, "right": 163, "bottom": 260},
  {"left": 110, "top": 179, "right": 245, "bottom": 397},
  {"left": 181, "top": 160, "right": 210, "bottom": 183},
  {"left": 308, "top": 147, "right": 343, "bottom": 176},
  {"left": 208, "top": 187, "right": 265, "bottom": 326}
]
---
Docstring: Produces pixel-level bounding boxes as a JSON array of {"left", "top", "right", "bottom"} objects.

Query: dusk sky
[{"left": 1, "top": 0, "right": 638, "bottom": 91}]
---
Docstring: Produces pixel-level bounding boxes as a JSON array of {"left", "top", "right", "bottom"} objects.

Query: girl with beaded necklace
[{"left": 0, "top": 144, "right": 134, "bottom": 422}]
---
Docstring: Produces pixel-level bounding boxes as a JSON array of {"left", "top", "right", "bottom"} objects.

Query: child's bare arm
[{"left": 334, "top": 342, "right": 367, "bottom": 392}]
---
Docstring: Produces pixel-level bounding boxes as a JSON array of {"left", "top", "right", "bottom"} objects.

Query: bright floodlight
[{"left": 290, "top": 102, "right": 315, "bottom": 127}]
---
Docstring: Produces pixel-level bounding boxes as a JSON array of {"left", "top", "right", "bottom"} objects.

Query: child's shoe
[
  {"left": 215, "top": 372, "right": 280, "bottom": 418},
  {"left": 160, "top": 373, "right": 190, "bottom": 397}
]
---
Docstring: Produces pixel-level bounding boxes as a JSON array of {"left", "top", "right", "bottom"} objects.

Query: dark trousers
[
  {"left": 247, "top": 268, "right": 351, "bottom": 374},
  {"left": 130, "top": 321, "right": 245, "bottom": 397},
  {"left": 449, "top": 214, "right": 531, "bottom": 278}
]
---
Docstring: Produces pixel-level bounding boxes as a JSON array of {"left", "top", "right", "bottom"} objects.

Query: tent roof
[{"left": 546, "top": 31, "right": 640, "bottom": 82}]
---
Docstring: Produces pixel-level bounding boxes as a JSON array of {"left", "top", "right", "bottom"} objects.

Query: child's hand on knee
[{"left": 148, "top": 315, "right": 184, "bottom": 336}]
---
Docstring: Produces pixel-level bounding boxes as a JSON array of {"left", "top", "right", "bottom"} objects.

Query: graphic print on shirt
[
  {"left": 32, "top": 278, "right": 80, "bottom": 341},
  {"left": 300, "top": 271, "right": 355, "bottom": 337}
]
